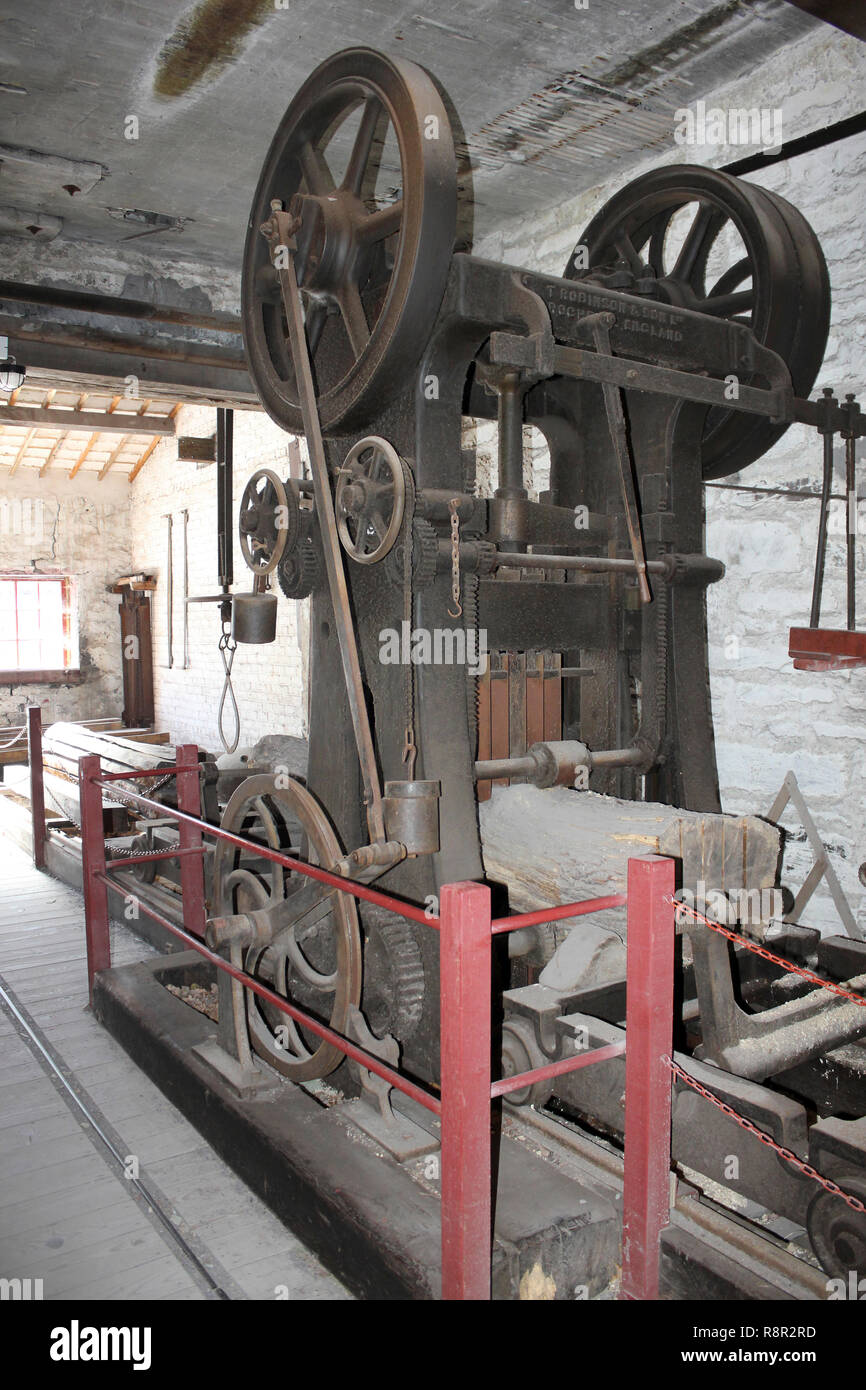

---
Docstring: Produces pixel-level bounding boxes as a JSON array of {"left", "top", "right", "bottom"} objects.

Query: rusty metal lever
[{"left": 580, "top": 311, "right": 652, "bottom": 604}]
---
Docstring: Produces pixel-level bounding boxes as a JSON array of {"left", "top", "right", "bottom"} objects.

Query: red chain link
[
  {"left": 669, "top": 897, "right": 866, "bottom": 1008},
  {"left": 663, "top": 1055, "right": 865, "bottom": 1214},
  {"left": 664, "top": 897, "right": 866, "bottom": 1215}
]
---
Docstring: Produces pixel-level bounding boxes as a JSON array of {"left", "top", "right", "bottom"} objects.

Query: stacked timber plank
[
  {"left": 41, "top": 722, "right": 176, "bottom": 832},
  {"left": 0, "top": 717, "right": 144, "bottom": 767}
]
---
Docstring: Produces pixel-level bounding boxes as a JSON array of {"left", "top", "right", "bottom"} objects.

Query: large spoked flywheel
[
  {"left": 565, "top": 165, "right": 830, "bottom": 479},
  {"left": 213, "top": 774, "right": 362, "bottom": 1082},
  {"left": 242, "top": 47, "right": 457, "bottom": 435}
]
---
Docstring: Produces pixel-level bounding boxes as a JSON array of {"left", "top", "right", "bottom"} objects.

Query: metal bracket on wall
[
  {"left": 162, "top": 513, "right": 173, "bottom": 669},
  {"left": 767, "top": 770, "right": 862, "bottom": 940},
  {"left": 181, "top": 508, "right": 190, "bottom": 669}
]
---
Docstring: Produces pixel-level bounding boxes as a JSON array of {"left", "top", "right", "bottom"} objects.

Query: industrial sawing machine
[{"left": 134, "top": 46, "right": 866, "bottom": 1287}]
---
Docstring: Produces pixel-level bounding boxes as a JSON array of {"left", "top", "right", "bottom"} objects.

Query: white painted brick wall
[
  {"left": 0, "top": 472, "right": 131, "bottom": 733},
  {"left": 130, "top": 406, "right": 310, "bottom": 754},
  {"left": 468, "top": 25, "right": 866, "bottom": 932}
]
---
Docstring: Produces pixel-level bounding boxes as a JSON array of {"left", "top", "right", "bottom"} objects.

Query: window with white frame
[{"left": 0, "top": 575, "right": 77, "bottom": 675}]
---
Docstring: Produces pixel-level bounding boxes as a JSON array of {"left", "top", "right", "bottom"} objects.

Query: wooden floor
[{"left": 0, "top": 839, "right": 351, "bottom": 1301}]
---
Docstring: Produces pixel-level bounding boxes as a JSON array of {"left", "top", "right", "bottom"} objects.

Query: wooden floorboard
[{"left": 0, "top": 836, "right": 351, "bottom": 1302}]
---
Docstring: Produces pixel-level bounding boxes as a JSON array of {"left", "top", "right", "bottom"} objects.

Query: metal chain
[
  {"left": 218, "top": 620, "right": 240, "bottom": 755},
  {"left": 447, "top": 498, "right": 462, "bottom": 618},
  {"left": 663, "top": 1055, "right": 866, "bottom": 1214},
  {"left": 401, "top": 461, "right": 417, "bottom": 781},
  {"left": 106, "top": 841, "right": 169, "bottom": 861},
  {"left": 100, "top": 770, "right": 176, "bottom": 819},
  {"left": 671, "top": 898, "right": 866, "bottom": 1008},
  {"left": 666, "top": 897, "right": 866, "bottom": 1214}
]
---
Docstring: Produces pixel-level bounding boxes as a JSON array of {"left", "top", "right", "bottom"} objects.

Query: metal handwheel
[
  {"left": 213, "top": 774, "right": 362, "bottom": 1082},
  {"left": 335, "top": 435, "right": 406, "bottom": 564},
  {"left": 238, "top": 468, "right": 295, "bottom": 574}
]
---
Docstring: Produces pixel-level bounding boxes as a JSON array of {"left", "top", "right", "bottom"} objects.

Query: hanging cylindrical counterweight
[{"left": 231, "top": 593, "right": 278, "bottom": 644}]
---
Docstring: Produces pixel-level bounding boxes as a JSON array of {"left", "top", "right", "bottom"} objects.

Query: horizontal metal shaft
[
  {"left": 493, "top": 550, "right": 660, "bottom": 576},
  {"left": 474, "top": 744, "right": 645, "bottom": 784}
]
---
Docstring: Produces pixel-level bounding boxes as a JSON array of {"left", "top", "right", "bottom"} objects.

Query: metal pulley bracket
[{"left": 487, "top": 326, "right": 555, "bottom": 380}]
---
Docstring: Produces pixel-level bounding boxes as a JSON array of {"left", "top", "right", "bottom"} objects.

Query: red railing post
[
  {"left": 79, "top": 753, "right": 111, "bottom": 1002},
  {"left": 439, "top": 879, "right": 493, "bottom": 1301},
  {"left": 175, "top": 743, "right": 207, "bottom": 937},
  {"left": 621, "top": 854, "right": 676, "bottom": 1300},
  {"left": 27, "top": 704, "right": 46, "bottom": 870}
]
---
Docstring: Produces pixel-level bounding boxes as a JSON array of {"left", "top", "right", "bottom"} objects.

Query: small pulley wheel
[
  {"left": 241, "top": 46, "right": 457, "bottom": 435},
  {"left": 238, "top": 469, "right": 296, "bottom": 574},
  {"left": 336, "top": 435, "right": 406, "bottom": 563},
  {"left": 213, "top": 774, "right": 362, "bottom": 1082},
  {"left": 565, "top": 165, "right": 830, "bottom": 479},
  {"left": 807, "top": 1174, "right": 866, "bottom": 1280}
]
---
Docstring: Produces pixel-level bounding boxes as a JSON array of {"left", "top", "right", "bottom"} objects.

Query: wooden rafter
[
  {"left": 97, "top": 433, "right": 130, "bottom": 481},
  {"left": 127, "top": 434, "right": 162, "bottom": 483},
  {"left": 68, "top": 432, "right": 100, "bottom": 480},
  {"left": 8, "top": 427, "right": 36, "bottom": 476},
  {"left": 39, "top": 433, "right": 68, "bottom": 477}
]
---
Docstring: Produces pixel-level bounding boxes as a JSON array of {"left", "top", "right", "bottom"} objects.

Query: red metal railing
[{"left": 69, "top": 737, "right": 676, "bottom": 1302}]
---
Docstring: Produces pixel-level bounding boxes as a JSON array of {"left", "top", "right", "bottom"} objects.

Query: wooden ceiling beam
[{"left": 0, "top": 406, "right": 175, "bottom": 436}]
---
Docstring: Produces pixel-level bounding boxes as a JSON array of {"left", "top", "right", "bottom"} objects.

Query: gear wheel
[
  {"left": 359, "top": 904, "right": 426, "bottom": 1041},
  {"left": 474, "top": 541, "right": 498, "bottom": 576},
  {"left": 277, "top": 538, "right": 319, "bottom": 599},
  {"left": 462, "top": 571, "right": 480, "bottom": 748},
  {"left": 384, "top": 517, "right": 439, "bottom": 590}
]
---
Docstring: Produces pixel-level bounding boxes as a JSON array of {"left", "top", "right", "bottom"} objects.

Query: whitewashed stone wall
[
  {"left": 0, "top": 471, "right": 131, "bottom": 733},
  {"left": 130, "top": 406, "right": 310, "bottom": 754},
  {"left": 469, "top": 25, "right": 866, "bottom": 932}
]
